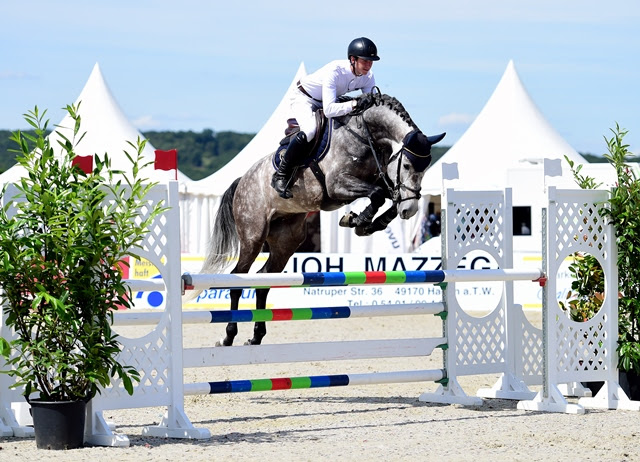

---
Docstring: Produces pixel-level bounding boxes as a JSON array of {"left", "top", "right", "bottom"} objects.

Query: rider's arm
[{"left": 321, "top": 68, "right": 357, "bottom": 118}]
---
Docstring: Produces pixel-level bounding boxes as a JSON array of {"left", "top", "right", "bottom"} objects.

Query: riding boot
[{"left": 271, "top": 131, "right": 308, "bottom": 199}]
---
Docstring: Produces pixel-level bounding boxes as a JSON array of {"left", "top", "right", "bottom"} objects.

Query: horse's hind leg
[
  {"left": 245, "top": 213, "right": 308, "bottom": 346},
  {"left": 216, "top": 288, "right": 242, "bottom": 346},
  {"left": 218, "top": 224, "right": 268, "bottom": 347},
  {"left": 246, "top": 288, "right": 269, "bottom": 345}
]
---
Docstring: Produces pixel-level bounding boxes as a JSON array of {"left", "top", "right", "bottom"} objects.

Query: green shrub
[
  {"left": 0, "top": 105, "right": 165, "bottom": 401},
  {"left": 566, "top": 124, "right": 640, "bottom": 373}
]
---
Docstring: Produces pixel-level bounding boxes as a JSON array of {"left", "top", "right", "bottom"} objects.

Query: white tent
[
  {"left": 420, "top": 60, "right": 587, "bottom": 195},
  {"left": 409, "top": 60, "right": 625, "bottom": 253},
  {"left": 0, "top": 63, "right": 191, "bottom": 185},
  {"left": 179, "top": 63, "right": 307, "bottom": 254}
]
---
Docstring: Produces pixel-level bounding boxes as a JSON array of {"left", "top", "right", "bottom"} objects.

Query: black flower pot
[
  {"left": 619, "top": 369, "right": 640, "bottom": 400},
  {"left": 29, "top": 399, "right": 87, "bottom": 450}
]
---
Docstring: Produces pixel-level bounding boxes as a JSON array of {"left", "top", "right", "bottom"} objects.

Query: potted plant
[
  {"left": 565, "top": 124, "right": 640, "bottom": 399},
  {"left": 0, "top": 105, "right": 165, "bottom": 449}
]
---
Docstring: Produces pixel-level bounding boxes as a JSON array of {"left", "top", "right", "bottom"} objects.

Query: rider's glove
[{"left": 352, "top": 93, "right": 376, "bottom": 114}]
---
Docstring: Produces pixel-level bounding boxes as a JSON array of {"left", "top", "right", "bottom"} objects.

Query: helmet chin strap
[{"left": 350, "top": 58, "right": 362, "bottom": 77}]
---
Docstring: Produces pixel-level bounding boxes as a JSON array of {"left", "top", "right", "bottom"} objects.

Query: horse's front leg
[
  {"left": 339, "top": 186, "right": 386, "bottom": 229},
  {"left": 356, "top": 204, "right": 398, "bottom": 236},
  {"left": 216, "top": 288, "right": 242, "bottom": 346},
  {"left": 246, "top": 288, "right": 269, "bottom": 345}
]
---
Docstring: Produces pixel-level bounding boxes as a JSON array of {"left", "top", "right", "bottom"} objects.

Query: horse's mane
[
  {"left": 341, "top": 93, "right": 417, "bottom": 129},
  {"left": 376, "top": 94, "right": 416, "bottom": 128}
]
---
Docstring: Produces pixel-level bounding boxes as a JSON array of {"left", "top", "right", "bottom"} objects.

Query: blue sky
[{"left": 2, "top": 0, "right": 639, "bottom": 155}]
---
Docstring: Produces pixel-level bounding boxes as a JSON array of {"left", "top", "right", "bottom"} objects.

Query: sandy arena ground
[{"left": 2, "top": 310, "right": 640, "bottom": 461}]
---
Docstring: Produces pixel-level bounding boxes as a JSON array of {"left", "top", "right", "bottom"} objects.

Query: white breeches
[{"left": 289, "top": 93, "right": 322, "bottom": 140}]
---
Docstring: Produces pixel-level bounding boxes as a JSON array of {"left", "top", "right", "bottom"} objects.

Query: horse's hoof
[
  {"left": 355, "top": 226, "right": 373, "bottom": 237},
  {"left": 339, "top": 212, "right": 357, "bottom": 228},
  {"left": 244, "top": 339, "right": 252, "bottom": 346},
  {"left": 215, "top": 338, "right": 227, "bottom": 347}
]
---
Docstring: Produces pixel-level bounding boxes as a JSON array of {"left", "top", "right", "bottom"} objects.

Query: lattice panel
[
  {"left": 554, "top": 312, "right": 609, "bottom": 375},
  {"left": 547, "top": 188, "right": 616, "bottom": 386},
  {"left": 518, "top": 318, "right": 543, "bottom": 382},
  {"left": 102, "top": 321, "right": 173, "bottom": 399},
  {"left": 90, "top": 183, "right": 181, "bottom": 411},
  {"left": 138, "top": 201, "right": 170, "bottom": 268},
  {"left": 553, "top": 201, "right": 608, "bottom": 262},
  {"left": 450, "top": 202, "right": 505, "bottom": 258},
  {"left": 455, "top": 311, "right": 507, "bottom": 367}
]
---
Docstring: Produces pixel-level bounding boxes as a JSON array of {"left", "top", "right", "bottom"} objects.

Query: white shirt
[{"left": 298, "top": 59, "right": 376, "bottom": 118}]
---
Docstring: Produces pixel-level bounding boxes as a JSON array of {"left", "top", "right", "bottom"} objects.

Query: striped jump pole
[
  {"left": 112, "top": 302, "right": 446, "bottom": 326},
  {"left": 184, "top": 369, "right": 446, "bottom": 395},
  {"left": 182, "top": 268, "right": 545, "bottom": 292}
]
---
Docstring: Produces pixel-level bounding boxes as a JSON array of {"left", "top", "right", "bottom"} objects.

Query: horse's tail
[{"left": 201, "top": 177, "right": 241, "bottom": 274}]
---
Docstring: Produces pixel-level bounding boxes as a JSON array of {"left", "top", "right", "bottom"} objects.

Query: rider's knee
[{"left": 300, "top": 126, "right": 316, "bottom": 141}]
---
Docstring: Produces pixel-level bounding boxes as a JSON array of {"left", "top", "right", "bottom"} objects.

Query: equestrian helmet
[{"left": 347, "top": 37, "right": 380, "bottom": 61}]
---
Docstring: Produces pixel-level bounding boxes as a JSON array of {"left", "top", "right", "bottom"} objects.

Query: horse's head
[
  {"left": 388, "top": 129, "right": 445, "bottom": 219},
  {"left": 357, "top": 93, "right": 445, "bottom": 220}
]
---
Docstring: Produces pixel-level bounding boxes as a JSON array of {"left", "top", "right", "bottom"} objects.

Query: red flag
[
  {"left": 72, "top": 155, "right": 93, "bottom": 174},
  {"left": 154, "top": 149, "right": 178, "bottom": 171}
]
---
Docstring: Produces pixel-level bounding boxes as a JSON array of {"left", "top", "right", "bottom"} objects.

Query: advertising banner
[{"left": 129, "top": 252, "right": 576, "bottom": 312}]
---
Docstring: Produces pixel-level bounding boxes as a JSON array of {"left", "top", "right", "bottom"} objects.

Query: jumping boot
[{"left": 271, "top": 131, "right": 308, "bottom": 199}]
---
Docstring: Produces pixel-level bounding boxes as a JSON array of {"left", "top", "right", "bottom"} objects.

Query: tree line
[
  {"left": 0, "top": 129, "right": 618, "bottom": 181},
  {"left": 0, "top": 129, "right": 254, "bottom": 180}
]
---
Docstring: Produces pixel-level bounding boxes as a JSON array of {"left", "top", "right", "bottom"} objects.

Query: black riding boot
[{"left": 271, "top": 131, "right": 308, "bottom": 199}]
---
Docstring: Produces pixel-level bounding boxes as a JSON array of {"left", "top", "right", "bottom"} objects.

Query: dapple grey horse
[{"left": 200, "top": 92, "right": 445, "bottom": 346}]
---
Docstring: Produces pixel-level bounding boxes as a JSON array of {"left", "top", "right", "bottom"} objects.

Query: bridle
[
  {"left": 361, "top": 119, "right": 422, "bottom": 204},
  {"left": 338, "top": 104, "right": 425, "bottom": 205}
]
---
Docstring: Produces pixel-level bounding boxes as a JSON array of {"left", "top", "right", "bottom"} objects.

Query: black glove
[{"left": 352, "top": 93, "right": 376, "bottom": 114}]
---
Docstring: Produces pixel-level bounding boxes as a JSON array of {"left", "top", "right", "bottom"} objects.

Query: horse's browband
[{"left": 402, "top": 146, "right": 430, "bottom": 158}]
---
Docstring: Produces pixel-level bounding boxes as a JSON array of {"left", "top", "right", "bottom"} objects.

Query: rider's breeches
[{"left": 289, "top": 94, "right": 321, "bottom": 140}]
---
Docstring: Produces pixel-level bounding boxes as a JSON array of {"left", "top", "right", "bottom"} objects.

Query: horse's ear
[{"left": 427, "top": 132, "right": 446, "bottom": 145}]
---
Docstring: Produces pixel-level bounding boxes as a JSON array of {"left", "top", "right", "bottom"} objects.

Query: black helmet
[{"left": 347, "top": 37, "right": 380, "bottom": 61}]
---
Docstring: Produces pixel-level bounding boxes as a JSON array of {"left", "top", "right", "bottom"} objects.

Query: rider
[{"left": 271, "top": 37, "right": 380, "bottom": 199}]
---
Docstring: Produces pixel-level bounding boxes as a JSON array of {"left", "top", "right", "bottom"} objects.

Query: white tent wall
[{"left": 179, "top": 63, "right": 307, "bottom": 254}]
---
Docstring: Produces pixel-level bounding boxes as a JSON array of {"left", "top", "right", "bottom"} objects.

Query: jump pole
[
  {"left": 181, "top": 268, "right": 544, "bottom": 292},
  {"left": 112, "top": 302, "right": 446, "bottom": 326},
  {"left": 184, "top": 369, "right": 447, "bottom": 396}
]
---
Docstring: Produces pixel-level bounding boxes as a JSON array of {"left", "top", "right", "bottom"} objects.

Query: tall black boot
[{"left": 271, "top": 131, "right": 308, "bottom": 199}]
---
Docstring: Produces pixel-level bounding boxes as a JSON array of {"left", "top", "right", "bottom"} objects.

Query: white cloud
[
  {"left": 132, "top": 115, "right": 161, "bottom": 130},
  {"left": 438, "top": 112, "right": 475, "bottom": 128},
  {"left": 0, "top": 71, "right": 34, "bottom": 80}
]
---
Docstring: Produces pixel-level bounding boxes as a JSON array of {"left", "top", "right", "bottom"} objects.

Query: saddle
[{"left": 272, "top": 110, "right": 332, "bottom": 170}]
